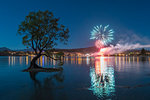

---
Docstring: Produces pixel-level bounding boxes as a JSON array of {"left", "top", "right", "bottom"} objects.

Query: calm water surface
[{"left": 0, "top": 56, "right": 150, "bottom": 100}]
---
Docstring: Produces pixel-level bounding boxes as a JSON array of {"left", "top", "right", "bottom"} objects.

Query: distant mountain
[
  {"left": 15, "top": 46, "right": 99, "bottom": 53},
  {"left": 0, "top": 46, "right": 99, "bottom": 53},
  {"left": 16, "top": 48, "right": 34, "bottom": 52},
  {"left": 50, "top": 46, "right": 99, "bottom": 53},
  {"left": 0, "top": 47, "right": 11, "bottom": 51}
]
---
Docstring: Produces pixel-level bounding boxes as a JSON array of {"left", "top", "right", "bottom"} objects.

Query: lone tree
[{"left": 18, "top": 10, "right": 69, "bottom": 69}]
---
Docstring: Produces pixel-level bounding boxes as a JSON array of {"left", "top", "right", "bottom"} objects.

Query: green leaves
[{"left": 18, "top": 10, "right": 69, "bottom": 53}]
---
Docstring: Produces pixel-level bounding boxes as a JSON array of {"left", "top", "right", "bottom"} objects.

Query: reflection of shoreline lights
[
  {"left": 40, "top": 56, "right": 42, "bottom": 66},
  {"left": 78, "top": 57, "right": 82, "bottom": 65},
  {"left": 89, "top": 57, "right": 115, "bottom": 98},
  {"left": 19, "top": 56, "right": 22, "bottom": 64},
  {"left": 86, "top": 57, "right": 90, "bottom": 65},
  {"left": 13, "top": 56, "right": 15, "bottom": 65},
  {"left": 8, "top": 56, "right": 10, "bottom": 65},
  {"left": 26, "top": 56, "right": 28, "bottom": 65},
  {"left": 43, "top": 56, "right": 45, "bottom": 66}
]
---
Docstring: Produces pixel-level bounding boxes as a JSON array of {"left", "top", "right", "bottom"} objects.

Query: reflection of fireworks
[
  {"left": 90, "top": 25, "right": 114, "bottom": 48},
  {"left": 89, "top": 57, "right": 115, "bottom": 98}
]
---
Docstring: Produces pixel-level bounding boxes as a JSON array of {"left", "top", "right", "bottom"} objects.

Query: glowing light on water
[
  {"left": 78, "top": 57, "right": 82, "bottom": 65},
  {"left": 89, "top": 57, "right": 115, "bottom": 98},
  {"left": 86, "top": 57, "right": 90, "bottom": 65},
  {"left": 26, "top": 56, "right": 28, "bottom": 65},
  {"left": 90, "top": 25, "right": 114, "bottom": 48},
  {"left": 8, "top": 56, "right": 10, "bottom": 65},
  {"left": 19, "top": 56, "right": 22, "bottom": 64},
  {"left": 42, "top": 56, "right": 45, "bottom": 66}
]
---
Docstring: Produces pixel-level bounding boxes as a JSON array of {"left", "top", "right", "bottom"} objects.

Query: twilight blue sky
[{"left": 0, "top": 0, "right": 150, "bottom": 50}]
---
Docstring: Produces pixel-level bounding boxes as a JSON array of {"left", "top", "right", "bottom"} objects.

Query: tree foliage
[{"left": 18, "top": 10, "right": 69, "bottom": 54}]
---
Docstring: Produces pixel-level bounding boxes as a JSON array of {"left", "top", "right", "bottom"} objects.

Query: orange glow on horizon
[{"left": 97, "top": 48, "right": 108, "bottom": 56}]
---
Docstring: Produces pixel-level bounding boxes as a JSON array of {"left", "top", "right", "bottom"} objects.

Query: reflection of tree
[
  {"left": 140, "top": 48, "right": 147, "bottom": 62},
  {"left": 140, "top": 56, "right": 147, "bottom": 62},
  {"left": 89, "top": 57, "right": 115, "bottom": 99},
  {"left": 29, "top": 72, "right": 41, "bottom": 88},
  {"left": 141, "top": 48, "right": 146, "bottom": 55},
  {"left": 28, "top": 71, "right": 65, "bottom": 100}
]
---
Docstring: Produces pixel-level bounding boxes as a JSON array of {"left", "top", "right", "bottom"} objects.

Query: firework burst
[{"left": 90, "top": 25, "right": 114, "bottom": 48}]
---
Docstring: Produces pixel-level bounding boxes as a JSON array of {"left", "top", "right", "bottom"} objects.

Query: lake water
[{"left": 0, "top": 56, "right": 150, "bottom": 100}]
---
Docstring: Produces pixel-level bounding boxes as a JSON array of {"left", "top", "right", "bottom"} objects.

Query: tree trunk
[{"left": 29, "top": 53, "right": 42, "bottom": 69}]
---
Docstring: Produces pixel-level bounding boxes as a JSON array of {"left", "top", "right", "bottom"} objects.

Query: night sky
[{"left": 0, "top": 0, "right": 150, "bottom": 50}]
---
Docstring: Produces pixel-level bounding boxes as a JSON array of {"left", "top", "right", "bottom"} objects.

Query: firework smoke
[
  {"left": 101, "top": 43, "right": 150, "bottom": 55},
  {"left": 90, "top": 25, "right": 150, "bottom": 55}
]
